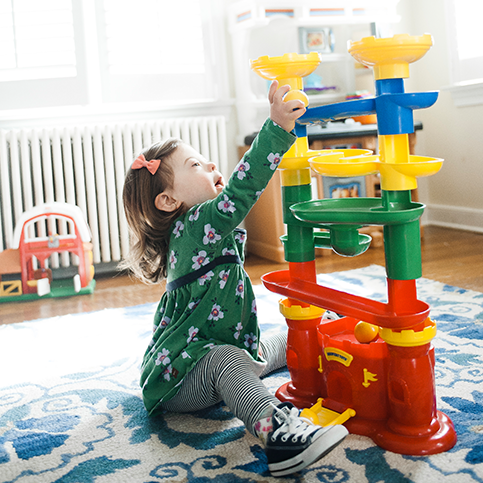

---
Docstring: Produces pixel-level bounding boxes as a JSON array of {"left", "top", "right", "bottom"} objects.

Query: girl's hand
[{"left": 268, "top": 80, "right": 307, "bottom": 133}]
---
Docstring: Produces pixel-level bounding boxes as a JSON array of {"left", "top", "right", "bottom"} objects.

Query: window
[
  {"left": 0, "top": 0, "right": 221, "bottom": 111},
  {"left": 446, "top": 0, "right": 483, "bottom": 85},
  {"left": 445, "top": 0, "right": 483, "bottom": 106},
  {"left": 103, "top": 0, "right": 205, "bottom": 76},
  {"left": 96, "top": 0, "right": 215, "bottom": 103},
  {"left": 0, "top": 0, "right": 76, "bottom": 82}
]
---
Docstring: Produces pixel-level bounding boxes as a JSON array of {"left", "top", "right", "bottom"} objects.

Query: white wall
[{"left": 391, "top": 0, "right": 483, "bottom": 232}]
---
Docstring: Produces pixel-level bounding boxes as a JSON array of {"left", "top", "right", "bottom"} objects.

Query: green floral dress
[{"left": 140, "top": 119, "right": 296, "bottom": 415}]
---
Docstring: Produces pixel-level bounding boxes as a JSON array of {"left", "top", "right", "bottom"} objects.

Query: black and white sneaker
[
  {"left": 322, "top": 310, "right": 343, "bottom": 321},
  {"left": 265, "top": 402, "right": 348, "bottom": 477}
]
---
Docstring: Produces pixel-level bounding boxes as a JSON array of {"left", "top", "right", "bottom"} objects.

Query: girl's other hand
[{"left": 268, "top": 80, "right": 307, "bottom": 133}]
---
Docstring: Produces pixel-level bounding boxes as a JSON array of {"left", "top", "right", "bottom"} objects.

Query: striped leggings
[{"left": 159, "top": 332, "right": 287, "bottom": 436}]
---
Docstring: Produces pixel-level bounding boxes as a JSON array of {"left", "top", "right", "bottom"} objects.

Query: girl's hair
[{"left": 120, "top": 138, "right": 187, "bottom": 283}]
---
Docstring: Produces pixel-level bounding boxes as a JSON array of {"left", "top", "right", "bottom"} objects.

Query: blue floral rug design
[{"left": 1, "top": 265, "right": 482, "bottom": 482}]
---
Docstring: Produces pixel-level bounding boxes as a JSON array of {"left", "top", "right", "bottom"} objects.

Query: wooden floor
[{"left": 1, "top": 225, "right": 482, "bottom": 325}]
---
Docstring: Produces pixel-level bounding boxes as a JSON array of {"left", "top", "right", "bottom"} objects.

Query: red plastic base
[
  {"left": 346, "top": 411, "right": 457, "bottom": 455},
  {"left": 269, "top": 265, "right": 457, "bottom": 456}
]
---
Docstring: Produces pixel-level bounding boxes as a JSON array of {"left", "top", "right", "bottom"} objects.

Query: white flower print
[
  {"left": 188, "top": 299, "right": 201, "bottom": 311},
  {"left": 182, "top": 351, "right": 191, "bottom": 359},
  {"left": 219, "top": 269, "right": 230, "bottom": 289},
  {"left": 244, "top": 332, "right": 258, "bottom": 351},
  {"left": 251, "top": 299, "right": 257, "bottom": 315},
  {"left": 192, "top": 250, "right": 210, "bottom": 269},
  {"left": 198, "top": 270, "right": 214, "bottom": 286},
  {"left": 208, "top": 303, "right": 224, "bottom": 321},
  {"left": 187, "top": 326, "right": 199, "bottom": 344},
  {"left": 162, "top": 365, "right": 173, "bottom": 381},
  {"left": 255, "top": 189, "right": 264, "bottom": 199},
  {"left": 160, "top": 315, "right": 171, "bottom": 328},
  {"left": 222, "top": 248, "right": 235, "bottom": 256},
  {"left": 203, "top": 224, "right": 221, "bottom": 245},
  {"left": 203, "top": 343, "right": 216, "bottom": 350},
  {"left": 218, "top": 194, "right": 236, "bottom": 214},
  {"left": 235, "top": 231, "right": 246, "bottom": 244},
  {"left": 267, "top": 152, "right": 282, "bottom": 170},
  {"left": 155, "top": 348, "right": 171, "bottom": 366},
  {"left": 173, "top": 220, "right": 184, "bottom": 238},
  {"left": 235, "top": 279, "right": 244, "bottom": 298},
  {"left": 169, "top": 250, "right": 177, "bottom": 270},
  {"left": 236, "top": 159, "right": 250, "bottom": 180},
  {"left": 189, "top": 207, "right": 200, "bottom": 222},
  {"left": 234, "top": 322, "right": 243, "bottom": 340}
]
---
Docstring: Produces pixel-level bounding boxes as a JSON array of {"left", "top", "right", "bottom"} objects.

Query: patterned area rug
[{"left": 1, "top": 265, "right": 482, "bottom": 483}]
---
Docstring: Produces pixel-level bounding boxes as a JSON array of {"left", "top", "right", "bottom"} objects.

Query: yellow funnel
[
  {"left": 251, "top": 52, "right": 321, "bottom": 91},
  {"left": 348, "top": 34, "right": 433, "bottom": 80}
]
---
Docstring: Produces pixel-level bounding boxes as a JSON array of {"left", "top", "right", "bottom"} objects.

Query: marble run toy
[
  {"left": 0, "top": 202, "right": 95, "bottom": 302},
  {"left": 251, "top": 34, "right": 457, "bottom": 455}
]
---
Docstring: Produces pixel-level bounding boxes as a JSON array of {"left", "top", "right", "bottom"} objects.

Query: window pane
[
  {"left": 0, "top": 0, "right": 76, "bottom": 81},
  {"left": 103, "top": 0, "right": 205, "bottom": 75},
  {"left": 454, "top": 0, "right": 483, "bottom": 60}
]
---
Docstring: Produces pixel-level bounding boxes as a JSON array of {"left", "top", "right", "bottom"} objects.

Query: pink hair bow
[{"left": 131, "top": 154, "right": 161, "bottom": 175}]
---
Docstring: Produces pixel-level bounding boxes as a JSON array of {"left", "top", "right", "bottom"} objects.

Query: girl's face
[{"left": 160, "top": 143, "right": 225, "bottom": 210}]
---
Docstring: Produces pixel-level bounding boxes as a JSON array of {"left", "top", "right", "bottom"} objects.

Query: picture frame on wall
[
  {"left": 322, "top": 176, "right": 367, "bottom": 199},
  {"left": 298, "top": 27, "right": 335, "bottom": 54}
]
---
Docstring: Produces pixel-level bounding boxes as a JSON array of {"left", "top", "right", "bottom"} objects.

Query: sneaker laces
[{"left": 270, "top": 403, "right": 321, "bottom": 444}]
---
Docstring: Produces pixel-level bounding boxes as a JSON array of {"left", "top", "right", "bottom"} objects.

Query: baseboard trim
[
  {"left": 425, "top": 204, "right": 483, "bottom": 233},
  {"left": 246, "top": 240, "right": 286, "bottom": 264}
]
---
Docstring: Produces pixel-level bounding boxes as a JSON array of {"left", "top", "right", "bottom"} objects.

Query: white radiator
[{"left": 0, "top": 116, "right": 228, "bottom": 270}]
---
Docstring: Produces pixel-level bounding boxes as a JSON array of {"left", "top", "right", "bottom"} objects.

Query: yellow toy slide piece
[{"left": 301, "top": 398, "right": 356, "bottom": 427}]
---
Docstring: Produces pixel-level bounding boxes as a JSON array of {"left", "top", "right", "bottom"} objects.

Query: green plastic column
[
  {"left": 282, "top": 183, "right": 314, "bottom": 262},
  {"left": 382, "top": 190, "right": 422, "bottom": 280}
]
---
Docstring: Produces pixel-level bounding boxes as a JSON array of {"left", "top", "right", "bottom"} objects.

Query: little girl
[{"left": 122, "top": 81, "right": 348, "bottom": 477}]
